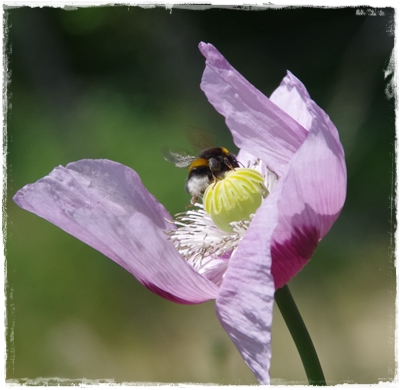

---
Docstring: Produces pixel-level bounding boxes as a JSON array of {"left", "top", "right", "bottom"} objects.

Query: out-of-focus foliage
[{"left": 5, "top": 6, "right": 395, "bottom": 385}]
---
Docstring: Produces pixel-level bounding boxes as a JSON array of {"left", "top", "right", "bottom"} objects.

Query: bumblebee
[{"left": 165, "top": 147, "right": 240, "bottom": 205}]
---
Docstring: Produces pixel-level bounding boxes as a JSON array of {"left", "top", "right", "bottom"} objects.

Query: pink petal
[
  {"left": 198, "top": 257, "right": 229, "bottom": 287},
  {"left": 270, "top": 75, "right": 347, "bottom": 289},
  {"left": 271, "top": 71, "right": 345, "bottom": 151},
  {"left": 215, "top": 189, "right": 281, "bottom": 384},
  {"left": 211, "top": 53, "right": 346, "bottom": 382},
  {"left": 269, "top": 71, "right": 314, "bottom": 131},
  {"left": 13, "top": 159, "right": 219, "bottom": 304},
  {"left": 199, "top": 42, "right": 308, "bottom": 178}
]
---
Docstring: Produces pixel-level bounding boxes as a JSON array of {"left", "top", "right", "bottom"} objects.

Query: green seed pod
[{"left": 203, "top": 168, "right": 268, "bottom": 232}]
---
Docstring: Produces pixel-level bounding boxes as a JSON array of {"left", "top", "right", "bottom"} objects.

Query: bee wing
[
  {"left": 186, "top": 126, "right": 214, "bottom": 152},
  {"left": 163, "top": 149, "right": 196, "bottom": 168}
]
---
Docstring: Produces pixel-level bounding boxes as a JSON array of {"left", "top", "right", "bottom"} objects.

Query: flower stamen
[{"left": 166, "top": 204, "right": 247, "bottom": 270}]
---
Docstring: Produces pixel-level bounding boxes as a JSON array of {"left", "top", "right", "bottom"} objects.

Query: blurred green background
[{"left": 5, "top": 5, "right": 395, "bottom": 385}]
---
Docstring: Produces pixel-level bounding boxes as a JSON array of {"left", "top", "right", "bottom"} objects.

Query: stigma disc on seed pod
[{"left": 203, "top": 168, "right": 268, "bottom": 232}]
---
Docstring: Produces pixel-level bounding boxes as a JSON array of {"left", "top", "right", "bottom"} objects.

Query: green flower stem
[{"left": 275, "top": 284, "right": 326, "bottom": 386}]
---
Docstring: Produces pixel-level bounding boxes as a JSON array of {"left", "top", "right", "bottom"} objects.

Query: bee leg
[
  {"left": 224, "top": 157, "right": 236, "bottom": 171},
  {"left": 209, "top": 172, "right": 219, "bottom": 186},
  {"left": 210, "top": 174, "right": 220, "bottom": 189},
  {"left": 186, "top": 195, "right": 198, "bottom": 208}
]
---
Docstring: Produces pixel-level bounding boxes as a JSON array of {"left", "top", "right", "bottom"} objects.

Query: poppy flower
[{"left": 13, "top": 42, "right": 346, "bottom": 384}]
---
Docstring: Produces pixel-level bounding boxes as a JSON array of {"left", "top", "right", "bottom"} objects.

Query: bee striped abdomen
[{"left": 188, "top": 158, "right": 209, "bottom": 173}]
